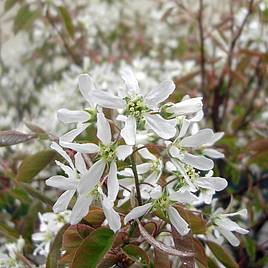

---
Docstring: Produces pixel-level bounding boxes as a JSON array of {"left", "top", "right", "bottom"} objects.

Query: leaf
[
  {"left": 71, "top": 227, "right": 115, "bottom": 268},
  {"left": 171, "top": 226, "right": 195, "bottom": 268},
  {"left": 13, "top": 5, "right": 40, "bottom": 34},
  {"left": 0, "top": 223, "right": 19, "bottom": 241},
  {"left": 174, "top": 205, "right": 207, "bottom": 234},
  {"left": 4, "top": 0, "right": 17, "bottom": 12},
  {"left": 57, "top": 6, "right": 74, "bottom": 38},
  {"left": 247, "top": 139, "right": 268, "bottom": 153},
  {"left": 83, "top": 207, "right": 105, "bottom": 227},
  {"left": 0, "top": 130, "right": 36, "bottom": 147},
  {"left": 16, "top": 150, "right": 56, "bottom": 182},
  {"left": 46, "top": 224, "right": 69, "bottom": 268},
  {"left": 122, "top": 244, "right": 150, "bottom": 266},
  {"left": 25, "top": 121, "right": 48, "bottom": 138},
  {"left": 243, "top": 237, "right": 256, "bottom": 262},
  {"left": 193, "top": 238, "right": 208, "bottom": 268},
  {"left": 249, "top": 150, "right": 268, "bottom": 168},
  {"left": 137, "top": 220, "right": 195, "bottom": 258},
  {"left": 154, "top": 248, "right": 171, "bottom": 268},
  {"left": 206, "top": 241, "right": 239, "bottom": 268}
]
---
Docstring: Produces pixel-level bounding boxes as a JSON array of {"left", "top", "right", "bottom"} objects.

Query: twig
[{"left": 130, "top": 154, "right": 142, "bottom": 206}]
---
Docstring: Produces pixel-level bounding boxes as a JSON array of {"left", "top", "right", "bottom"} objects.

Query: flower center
[
  {"left": 151, "top": 159, "right": 161, "bottom": 172},
  {"left": 153, "top": 195, "right": 171, "bottom": 210},
  {"left": 124, "top": 96, "right": 149, "bottom": 120},
  {"left": 99, "top": 143, "right": 117, "bottom": 162}
]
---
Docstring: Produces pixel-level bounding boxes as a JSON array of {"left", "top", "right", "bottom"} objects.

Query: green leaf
[
  {"left": 16, "top": 150, "right": 56, "bottom": 182},
  {"left": 249, "top": 150, "right": 268, "bottom": 168},
  {"left": 0, "top": 223, "right": 19, "bottom": 241},
  {"left": 122, "top": 244, "right": 150, "bottom": 266},
  {"left": 4, "top": 0, "right": 17, "bottom": 12},
  {"left": 243, "top": 237, "right": 256, "bottom": 262},
  {"left": 206, "top": 241, "right": 239, "bottom": 268},
  {"left": 57, "top": 6, "right": 74, "bottom": 37},
  {"left": 46, "top": 224, "right": 69, "bottom": 268},
  {"left": 71, "top": 227, "right": 115, "bottom": 268},
  {"left": 0, "top": 130, "right": 36, "bottom": 147},
  {"left": 13, "top": 5, "right": 40, "bottom": 34}
]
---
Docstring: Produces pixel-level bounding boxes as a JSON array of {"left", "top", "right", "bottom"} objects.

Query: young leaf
[
  {"left": 154, "top": 248, "right": 171, "bottom": 268},
  {"left": 0, "top": 130, "right": 36, "bottom": 147},
  {"left": 71, "top": 227, "right": 115, "bottom": 268},
  {"left": 122, "top": 244, "right": 150, "bottom": 266},
  {"left": 46, "top": 224, "right": 69, "bottom": 268},
  {"left": 4, "top": 0, "right": 17, "bottom": 12},
  {"left": 16, "top": 150, "right": 56, "bottom": 182},
  {"left": 83, "top": 207, "right": 105, "bottom": 227},
  {"left": 193, "top": 238, "right": 208, "bottom": 268},
  {"left": 206, "top": 241, "right": 239, "bottom": 268}
]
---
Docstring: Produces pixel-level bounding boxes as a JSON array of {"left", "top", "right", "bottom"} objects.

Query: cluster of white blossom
[{"left": 46, "top": 68, "right": 248, "bottom": 246}]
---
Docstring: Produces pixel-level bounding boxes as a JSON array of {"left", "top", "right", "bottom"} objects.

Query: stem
[{"left": 130, "top": 154, "right": 142, "bottom": 206}]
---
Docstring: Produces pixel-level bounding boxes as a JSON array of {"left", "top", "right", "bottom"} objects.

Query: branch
[{"left": 130, "top": 154, "right": 142, "bottom": 206}]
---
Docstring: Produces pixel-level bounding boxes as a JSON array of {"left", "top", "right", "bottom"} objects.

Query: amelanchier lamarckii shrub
[{"left": 39, "top": 68, "right": 248, "bottom": 267}]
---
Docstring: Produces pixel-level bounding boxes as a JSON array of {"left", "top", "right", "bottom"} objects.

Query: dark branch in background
[
  {"left": 198, "top": 0, "right": 207, "bottom": 103},
  {"left": 211, "top": 0, "right": 255, "bottom": 131},
  {"left": 45, "top": 10, "right": 82, "bottom": 66}
]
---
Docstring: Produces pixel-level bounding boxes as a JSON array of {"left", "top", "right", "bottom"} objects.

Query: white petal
[
  {"left": 102, "top": 197, "right": 121, "bottom": 232},
  {"left": 204, "top": 132, "right": 224, "bottom": 146},
  {"left": 116, "top": 145, "right": 133, "bottom": 160},
  {"left": 78, "top": 159, "right": 106, "bottom": 194},
  {"left": 182, "top": 153, "right": 214, "bottom": 171},
  {"left": 224, "top": 209, "right": 248, "bottom": 218},
  {"left": 169, "top": 145, "right": 183, "bottom": 159},
  {"left": 55, "top": 160, "right": 76, "bottom": 178},
  {"left": 167, "top": 206, "right": 190, "bottom": 236},
  {"left": 189, "top": 110, "right": 204, "bottom": 122},
  {"left": 92, "top": 90, "right": 125, "bottom": 109},
  {"left": 215, "top": 217, "right": 244, "bottom": 232},
  {"left": 120, "top": 67, "right": 139, "bottom": 94},
  {"left": 136, "top": 163, "right": 151, "bottom": 174},
  {"left": 51, "top": 142, "right": 74, "bottom": 169},
  {"left": 97, "top": 112, "right": 111, "bottom": 145},
  {"left": 59, "top": 123, "right": 89, "bottom": 143},
  {"left": 74, "top": 153, "right": 87, "bottom": 174},
  {"left": 181, "top": 129, "right": 215, "bottom": 148},
  {"left": 166, "top": 97, "right": 203, "bottom": 116},
  {"left": 145, "top": 114, "right": 176, "bottom": 139},
  {"left": 46, "top": 176, "right": 78, "bottom": 190},
  {"left": 203, "top": 148, "right": 224, "bottom": 159},
  {"left": 57, "top": 108, "right": 89, "bottom": 123},
  {"left": 70, "top": 195, "right": 93, "bottom": 225},
  {"left": 138, "top": 147, "right": 156, "bottom": 160},
  {"left": 170, "top": 190, "right": 198, "bottom": 204},
  {"left": 218, "top": 227, "right": 240, "bottom": 247},
  {"left": 124, "top": 203, "right": 152, "bottom": 224},
  {"left": 150, "top": 186, "right": 162, "bottom": 199},
  {"left": 196, "top": 177, "right": 228, "bottom": 191},
  {"left": 178, "top": 119, "right": 190, "bottom": 138},
  {"left": 60, "top": 141, "right": 99, "bottom": 154},
  {"left": 78, "top": 74, "right": 95, "bottom": 106},
  {"left": 121, "top": 116, "right": 136, "bottom": 145},
  {"left": 53, "top": 190, "right": 75, "bottom": 213},
  {"left": 145, "top": 80, "right": 175, "bottom": 107},
  {"left": 107, "top": 161, "right": 119, "bottom": 202},
  {"left": 199, "top": 189, "right": 214, "bottom": 204}
]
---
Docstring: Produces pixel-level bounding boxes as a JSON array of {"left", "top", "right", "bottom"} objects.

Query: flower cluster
[{"left": 46, "top": 67, "right": 248, "bottom": 246}]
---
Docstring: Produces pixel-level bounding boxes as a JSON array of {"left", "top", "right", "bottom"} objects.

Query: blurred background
[{"left": 0, "top": 0, "right": 268, "bottom": 267}]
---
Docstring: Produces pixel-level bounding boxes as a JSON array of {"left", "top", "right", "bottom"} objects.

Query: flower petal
[
  {"left": 107, "top": 161, "right": 119, "bottom": 202},
  {"left": 92, "top": 90, "right": 125, "bottom": 109},
  {"left": 97, "top": 112, "right": 111, "bottom": 145},
  {"left": 136, "top": 163, "right": 152, "bottom": 174},
  {"left": 181, "top": 129, "right": 215, "bottom": 148},
  {"left": 70, "top": 194, "right": 93, "bottom": 225},
  {"left": 51, "top": 142, "right": 74, "bottom": 169},
  {"left": 124, "top": 203, "right": 152, "bottom": 224},
  {"left": 116, "top": 145, "right": 133, "bottom": 160},
  {"left": 59, "top": 123, "right": 89, "bottom": 143},
  {"left": 53, "top": 190, "right": 75, "bottom": 213},
  {"left": 57, "top": 108, "right": 89, "bottom": 123},
  {"left": 74, "top": 152, "right": 87, "bottom": 174},
  {"left": 138, "top": 146, "right": 156, "bottom": 160},
  {"left": 78, "top": 159, "right": 106, "bottom": 194},
  {"left": 121, "top": 116, "right": 136, "bottom": 145},
  {"left": 120, "top": 67, "right": 139, "bottom": 94},
  {"left": 167, "top": 206, "right": 190, "bottom": 236},
  {"left": 196, "top": 177, "right": 228, "bottom": 191},
  {"left": 46, "top": 176, "right": 78, "bottom": 190},
  {"left": 78, "top": 74, "right": 95, "bottom": 106},
  {"left": 145, "top": 80, "right": 175, "bottom": 107},
  {"left": 217, "top": 227, "right": 240, "bottom": 247},
  {"left": 145, "top": 114, "right": 176, "bottom": 140},
  {"left": 203, "top": 148, "right": 224, "bottom": 159},
  {"left": 60, "top": 142, "right": 99, "bottom": 154},
  {"left": 170, "top": 190, "right": 198, "bottom": 204},
  {"left": 182, "top": 153, "right": 214, "bottom": 171}
]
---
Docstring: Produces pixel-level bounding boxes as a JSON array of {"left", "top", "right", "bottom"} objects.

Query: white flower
[
  {"left": 166, "top": 161, "right": 228, "bottom": 204},
  {"left": 124, "top": 186, "right": 194, "bottom": 236},
  {"left": 60, "top": 112, "right": 133, "bottom": 204},
  {"left": 57, "top": 74, "right": 97, "bottom": 143},
  {"left": 0, "top": 237, "right": 25, "bottom": 268},
  {"left": 32, "top": 211, "right": 70, "bottom": 256},
  {"left": 91, "top": 67, "right": 177, "bottom": 145},
  {"left": 46, "top": 142, "right": 88, "bottom": 213},
  {"left": 211, "top": 208, "right": 249, "bottom": 246}
]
